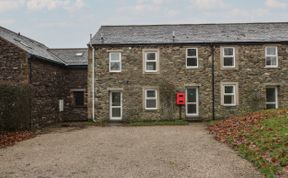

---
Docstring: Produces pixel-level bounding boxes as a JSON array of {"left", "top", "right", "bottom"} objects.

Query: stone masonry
[
  {"left": 89, "top": 43, "right": 288, "bottom": 121},
  {"left": 0, "top": 27, "right": 88, "bottom": 127}
]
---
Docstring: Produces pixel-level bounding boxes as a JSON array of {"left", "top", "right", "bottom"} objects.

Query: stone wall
[
  {"left": 0, "top": 37, "right": 29, "bottom": 84},
  {"left": 29, "top": 59, "right": 66, "bottom": 127},
  {"left": 63, "top": 68, "right": 88, "bottom": 121},
  {"left": 89, "top": 44, "right": 288, "bottom": 121},
  {"left": 214, "top": 44, "right": 288, "bottom": 118},
  {"left": 0, "top": 37, "right": 88, "bottom": 127}
]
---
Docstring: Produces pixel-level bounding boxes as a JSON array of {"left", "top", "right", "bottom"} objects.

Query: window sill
[
  {"left": 186, "top": 67, "right": 199, "bottom": 69},
  {"left": 186, "top": 114, "right": 199, "bottom": 117},
  {"left": 109, "top": 71, "right": 122, "bottom": 73},
  {"left": 222, "top": 104, "right": 237, "bottom": 107},
  {"left": 221, "top": 67, "right": 237, "bottom": 70},
  {"left": 264, "top": 66, "right": 280, "bottom": 69},
  {"left": 145, "top": 108, "right": 158, "bottom": 111},
  {"left": 144, "top": 72, "right": 160, "bottom": 74}
]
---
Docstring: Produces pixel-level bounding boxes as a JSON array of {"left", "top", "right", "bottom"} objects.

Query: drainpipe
[
  {"left": 90, "top": 34, "right": 96, "bottom": 122},
  {"left": 210, "top": 44, "right": 216, "bottom": 120}
]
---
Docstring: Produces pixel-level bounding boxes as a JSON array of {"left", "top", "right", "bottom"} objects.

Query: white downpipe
[{"left": 90, "top": 34, "right": 96, "bottom": 122}]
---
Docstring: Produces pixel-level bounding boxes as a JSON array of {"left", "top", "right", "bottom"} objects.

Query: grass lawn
[{"left": 209, "top": 109, "right": 288, "bottom": 178}]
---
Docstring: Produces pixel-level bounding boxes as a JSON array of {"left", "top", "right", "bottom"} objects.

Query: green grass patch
[
  {"left": 129, "top": 119, "right": 189, "bottom": 126},
  {"left": 234, "top": 112, "right": 287, "bottom": 177},
  {"left": 209, "top": 109, "right": 288, "bottom": 177}
]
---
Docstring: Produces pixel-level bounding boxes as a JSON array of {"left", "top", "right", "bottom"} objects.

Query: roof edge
[{"left": 99, "top": 21, "right": 288, "bottom": 28}]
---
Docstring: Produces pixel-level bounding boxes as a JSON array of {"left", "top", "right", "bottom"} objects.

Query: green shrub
[{"left": 0, "top": 85, "right": 31, "bottom": 132}]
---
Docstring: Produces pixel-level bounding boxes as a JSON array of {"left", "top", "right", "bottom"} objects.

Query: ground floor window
[
  {"left": 144, "top": 89, "right": 158, "bottom": 110},
  {"left": 266, "top": 87, "right": 278, "bottom": 109},
  {"left": 72, "top": 90, "right": 85, "bottom": 107},
  {"left": 221, "top": 83, "right": 238, "bottom": 106},
  {"left": 186, "top": 87, "right": 199, "bottom": 116}
]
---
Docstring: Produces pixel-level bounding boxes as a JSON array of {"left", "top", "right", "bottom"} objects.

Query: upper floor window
[
  {"left": 221, "top": 83, "right": 238, "bottom": 106},
  {"left": 265, "top": 47, "right": 278, "bottom": 68},
  {"left": 144, "top": 50, "right": 159, "bottom": 73},
  {"left": 222, "top": 47, "right": 235, "bottom": 68},
  {"left": 186, "top": 48, "right": 198, "bottom": 68},
  {"left": 144, "top": 89, "right": 158, "bottom": 110},
  {"left": 109, "top": 52, "right": 121, "bottom": 72}
]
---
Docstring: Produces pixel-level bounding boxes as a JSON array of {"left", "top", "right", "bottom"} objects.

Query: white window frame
[
  {"left": 266, "top": 87, "right": 278, "bottom": 109},
  {"left": 143, "top": 50, "right": 159, "bottom": 73},
  {"left": 221, "top": 83, "right": 238, "bottom": 106},
  {"left": 185, "top": 87, "right": 199, "bottom": 117},
  {"left": 109, "top": 52, "right": 122, "bottom": 72},
  {"left": 144, "top": 89, "right": 158, "bottom": 110},
  {"left": 222, "top": 47, "right": 236, "bottom": 68},
  {"left": 186, "top": 48, "right": 198, "bottom": 69},
  {"left": 265, "top": 46, "right": 278, "bottom": 68}
]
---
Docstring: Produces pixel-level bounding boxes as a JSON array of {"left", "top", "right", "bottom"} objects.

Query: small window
[
  {"left": 144, "top": 89, "right": 158, "bottom": 110},
  {"left": 222, "top": 84, "right": 237, "bottom": 106},
  {"left": 266, "top": 87, "right": 278, "bottom": 109},
  {"left": 144, "top": 51, "right": 159, "bottom": 73},
  {"left": 222, "top": 47, "right": 235, "bottom": 68},
  {"left": 73, "top": 91, "right": 85, "bottom": 107},
  {"left": 265, "top": 47, "right": 278, "bottom": 67},
  {"left": 186, "top": 48, "right": 198, "bottom": 68},
  {"left": 109, "top": 52, "right": 121, "bottom": 72}
]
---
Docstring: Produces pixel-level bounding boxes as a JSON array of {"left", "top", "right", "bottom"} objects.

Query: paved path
[{"left": 0, "top": 124, "right": 262, "bottom": 178}]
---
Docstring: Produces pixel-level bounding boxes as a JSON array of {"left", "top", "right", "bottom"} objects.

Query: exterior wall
[
  {"left": 91, "top": 45, "right": 213, "bottom": 121},
  {"left": 29, "top": 59, "right": 66, "bottom": 127},
  {"left": 90, "top": 43, "right": 288, "bottom": 121},
  {"left": 0, "top": 37, "right": 88, "bottom": 127},
  {"left": 214, "top": 44, "right": 288, "bottom": 118},
  {"left": 63, "top": 68, "right": 88, "bottom": 121},
  {"left": 0, "top": 37, "right": 29, "bottom": 84}
]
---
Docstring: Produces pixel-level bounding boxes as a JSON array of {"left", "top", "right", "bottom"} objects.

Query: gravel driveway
[{"left": 0, "top": 124, "right": 262, "bottom": 178}]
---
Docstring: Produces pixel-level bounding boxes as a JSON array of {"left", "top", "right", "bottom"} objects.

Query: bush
[{"left": 0, "top": 85, "right": 31, "bottom": 132}]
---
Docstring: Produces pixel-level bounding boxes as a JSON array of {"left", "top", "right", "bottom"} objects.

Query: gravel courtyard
[{"left": 0, "top": 124, "right": 262, "bottom": 178}]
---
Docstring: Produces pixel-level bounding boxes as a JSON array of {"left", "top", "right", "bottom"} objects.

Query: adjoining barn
[{"left": 0, "top": 26, "right": 88, "bottom": 130}]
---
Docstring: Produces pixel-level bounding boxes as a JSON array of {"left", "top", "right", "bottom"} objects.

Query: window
[
  {"left": 109, "top": 52, "right": 121, "bottom": 72},
  {"left": 144, "top": 50, "right": 159, "bottom": 73},
  {"left": 186, "top": 48, "right": 198, "bottom": 68},
  {"left": 144, "top": 89, "right": 158, "bottom": 110},
  {"left": 73, "top": 91, "right": 85, "bottom": 107},
  {"left": 266, "top": 87, "right": 278, "bottom": 109},
  {"left": 265, "top": 47, "right": 278, "bottom": 67},
  {"left": 221, "top": 83, "right": 237, "bottom": 106},
  {"left": 222, "top": 47, "right": 235, "bottom": 68},
  {"left": 186, "top": 87, "right": 199, "bottom": 116}
]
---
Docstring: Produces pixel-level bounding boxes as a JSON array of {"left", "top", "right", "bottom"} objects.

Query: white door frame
[
  {"left": 109, "top": 91, "right": 122, "bottom": 121},
  {"left": 185, "top": 87, "right": 199, "bottom": 117},
  {"left": 266, "top": 87, "right": 278, "bottom": 109}
]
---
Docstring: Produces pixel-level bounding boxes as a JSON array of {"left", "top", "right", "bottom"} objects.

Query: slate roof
[
  {"left": 92, "top": 22, "right": 288, "bottom": 45},
  {"left": 49, "top": 48, "right": 88, "bottom": 66},
  {"left": 0, "top": 26, "right": 66, "bottom": 65},
  {"left": 0, "top": 26, "right": 87, "bottom": 66}
]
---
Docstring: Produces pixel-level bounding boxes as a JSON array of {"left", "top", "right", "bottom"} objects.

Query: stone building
[
  {"left": 88, "top": 22, "right": 288, "bottom": 121},
  {"left": 0, "top": 26, "right": 88, "bottom": 127}
]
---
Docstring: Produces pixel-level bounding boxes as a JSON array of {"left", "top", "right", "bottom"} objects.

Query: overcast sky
[{"left": 1, "top": 0, "right": 288, "bottom": 48}]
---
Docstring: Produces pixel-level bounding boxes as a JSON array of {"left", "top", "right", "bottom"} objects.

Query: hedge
[{"left": 0, "top": 85, "right": 31, "bottom": 132}]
